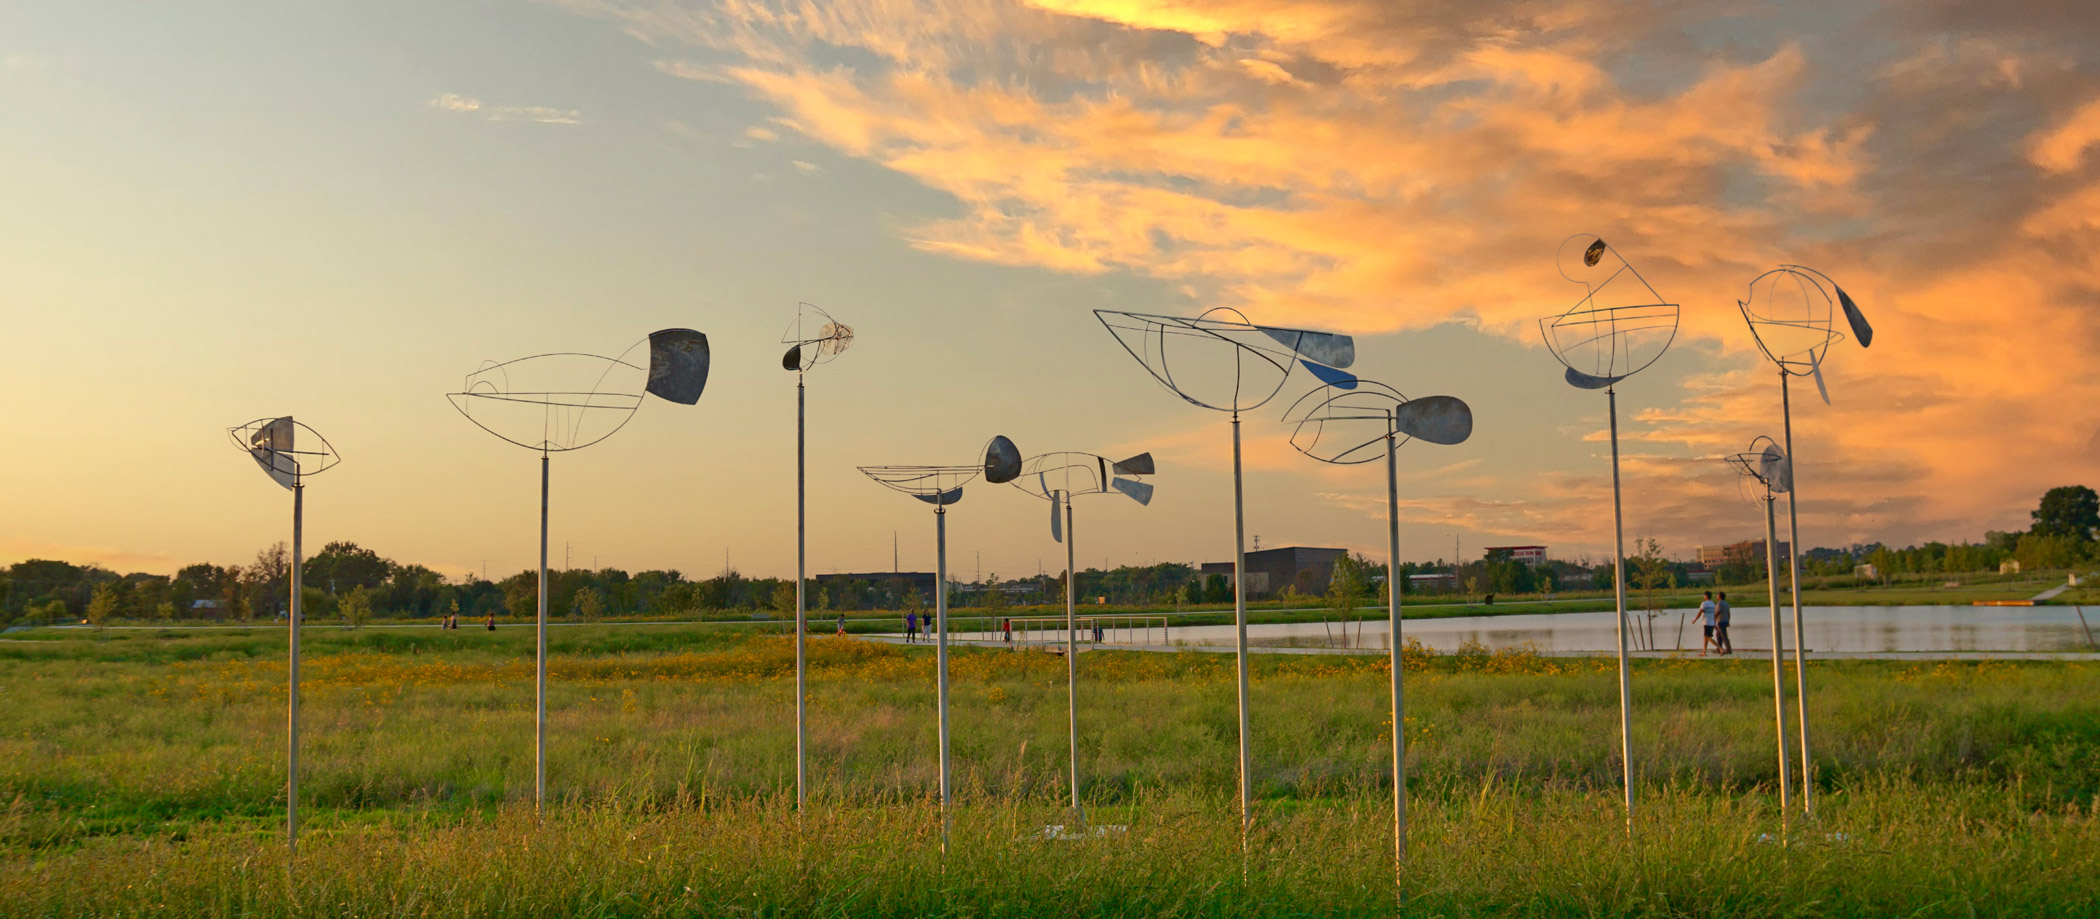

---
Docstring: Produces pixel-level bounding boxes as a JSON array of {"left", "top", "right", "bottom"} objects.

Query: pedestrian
[
  {"left": 485, "top": 612, "right": 495, "bottom": 631},
  {"left": 1697, "top": 591, "right": 1717, "bottom": 656},
  {"left": 1715, "top": 592, "right": 1733, "bottom": 655},
  {"left": 1002, "top": 618, "right": 1012, "bottom": 643},
  {"left": 905, "top": 610, "right": 918, "bottom": 643},
  {"left": 836, "top": 612, "right": 846, "bottom": 636},
  {"left": 1094, "top": 621, "right": 1104, "bottom": 643}
]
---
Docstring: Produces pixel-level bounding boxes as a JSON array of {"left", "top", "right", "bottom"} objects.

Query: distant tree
[
  {"left": 250, "top": 542, "right": 291, "bottom": 619},
  {"left": 84, "top": 582, "right": 119, "bottom": 628},
  {"left": 1630, "top": 537, "right": 1672, "bottom": 611},
  {"left": 575, "top": 588, "right": 605, "bottom": 622},
  {"left": 340, "top": 585, "right": 373, "bottom": 629},
  {"left": 1325, "top": 555, "right": 1367, "bottom": 647},
  {"left": 304, "top": 541, "right": 394, "bottom": 594},
  {"left": 983, "top": 574, "right": 1008, "bottom": 613},
  {"left": 2032, "top": 486, "right": 2100, "bottom": 543},
  {"left": 772, "top": 581, "right": 796, "bottom": 618}
]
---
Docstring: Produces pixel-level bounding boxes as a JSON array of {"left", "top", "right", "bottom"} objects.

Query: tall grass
[{"left": 1, "top": 631, "right": 2096, "bottom": 915}]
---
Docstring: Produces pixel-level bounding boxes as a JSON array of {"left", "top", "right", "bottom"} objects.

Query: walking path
[
  {"left": 2031, "top": 584, "right": 2072, "bottom": 602},
  {"left": 859, "top": 634, "right": 2100, "bottom": 662}
]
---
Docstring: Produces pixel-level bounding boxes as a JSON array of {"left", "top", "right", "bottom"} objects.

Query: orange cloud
[{"left": 558, "top": 0, "right": 2100, "bottom": 554}]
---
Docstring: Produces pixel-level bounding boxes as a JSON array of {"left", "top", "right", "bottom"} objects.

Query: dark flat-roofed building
[{"left": 1201, "top": 546, "right": 1347, "bottom": 598}]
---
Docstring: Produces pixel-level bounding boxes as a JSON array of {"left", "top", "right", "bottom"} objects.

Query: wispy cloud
[{"left": 427, "top": 93, "right": 583, "bottom": 125}]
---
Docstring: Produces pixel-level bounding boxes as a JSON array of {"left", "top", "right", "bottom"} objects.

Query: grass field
[{"left": 2, "top": 626, "right": 2098, "bottom": 916}]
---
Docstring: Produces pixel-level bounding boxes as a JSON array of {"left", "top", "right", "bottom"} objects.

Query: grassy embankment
[{"left": 1, "top": 627, "right": 2097, "bottom": 915}]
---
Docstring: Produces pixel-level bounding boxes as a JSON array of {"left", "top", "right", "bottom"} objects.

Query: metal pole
[
  {"left": 1764, "top": 493, "right": 1792, "bottom": 827},
  {"left": 934, "top": 506, "right": 951, "bottom": 853},
  {"left": 795, "top": 377, "right": 807, "bottom": 810},
  {"left": 1230, "top": 412, "right": 1253, "bottom": 840},
  {"left": 1780, "top": 372, "right": 1813, "bottom": 817},
  {"left": 288, "top": 482, "right": 303, "bottom": 854},
  {"left": 1384, "top": 416, "right": 1405, "bottom": 871},
  {"left": 1065, "top": 496, "right": 1081, "bottom": 818},
  {"left": 1606, "top": 388, "right": 1634, "bottom": 827},
  {"left": 537, "top": 453, "right": 548, "bottom": 813}
]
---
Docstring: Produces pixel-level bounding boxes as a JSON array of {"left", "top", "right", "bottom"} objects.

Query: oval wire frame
[
  {"left": 446, "top": 339, "right": 655, "bottom": 453},
  {"left": 1738, "top": 267, "right": 1843, "bottom": 378},
  {"left": 1096, "top": 307, "right": 1356, "bottom": 413},
  {"left": 1538, "top": 234, "right": 1681, "bottom": 389},
  {"left": 782, "top": 302, "right": 855, "bottom": 372},
  {"left": 1284, "top": 380, "right": 1410, "bottom": 466},
  {"left": 227, "top": 416, "right": 342, "bottom": 490}
]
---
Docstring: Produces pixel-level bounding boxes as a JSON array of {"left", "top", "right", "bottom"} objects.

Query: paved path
[{"left": 2031, "top": 584, "right": 2072, "bottom": 602}]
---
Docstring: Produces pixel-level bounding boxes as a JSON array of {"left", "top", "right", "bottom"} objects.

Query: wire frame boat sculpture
[{"left": 1540, "top": 236, "right": 1679, "bottom": 390}]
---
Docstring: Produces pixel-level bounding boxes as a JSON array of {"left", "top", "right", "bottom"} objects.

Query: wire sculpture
[
  {"left": 447, "top": 329, "right": 709, "bottom": 452},
  {"left": 1281, "top": 380, "right": 1471, "bottom": 871},
  {"left": 445, "top": 328, "right": 709, "bottom": 814},
  {"left": 1096, "top": 308, "right": 1358, "bottom": 412},
  {"left": 1724, "top": 435, "right": 1798, "bottom": 833},
  {"left": 859, "top": 434, "right": 1021, "bottom": 852},
  {"left": 225, "top": 415, "right": 341, "bottom": 856},
  {"left": 783, "top": 303, "right": 855, "bottom": 811},
  {"left": 1540, "top": 235, "right": 1680, "bottom": 390},
  {"left": 230, "top": 416, "right": 341, "bottom": 489},
  {"left": 782, "top": 301, "right": 855, "bottom": 371},
  {"left": 1535, "top": 234, "right": 1673, "bottom": 828},
  {"left": 1738, "top": 265, "right": 1872, "bottom": 404},
  {"left": 1005, "top": 448, "right": 1155, "bottom": 822},
  {"left": 1094, "top": 306, "right": 1356, "bottom": 841},
  {"left": 1735, "top": 263, "right": 1872, "bottom": 821}
]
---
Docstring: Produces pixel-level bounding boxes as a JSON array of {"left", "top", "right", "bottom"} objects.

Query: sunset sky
[{"left": 4, "top": 0, "right": 2097, "bottom": 582}]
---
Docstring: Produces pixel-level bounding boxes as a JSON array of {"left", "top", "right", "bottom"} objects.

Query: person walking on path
[
  {"left": 1698, "top": 591, "right": 1718, "bottom": 656},
  {"left": 1002, "top": 618, "right": 1013, "bottom": 643},
  {"left": 1715, "top": 593, "right": 1734, "bottom": 655},
  {"left": 836, "top": 612, "right": 847, "bottom": 636},
  {"left": 905, "top": 610, "right": 918, "bottom": 643}
]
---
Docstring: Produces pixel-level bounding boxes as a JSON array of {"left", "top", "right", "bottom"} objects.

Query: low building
[
  {"left": 1200, "top": 546, "right": 1346, "bottom": 598},
  {"left": 1408, "top": 573, "right": 1458, "bottom": 592},
  {"left": 1482, "top": 545, "right": 1547, "bottom": 568},
  {"left": 1696, "top": 540, "right": 1791, "bottom": 567}
]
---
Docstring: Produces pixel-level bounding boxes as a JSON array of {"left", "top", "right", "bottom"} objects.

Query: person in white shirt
[{"left": 1697, "top": 591, "right": 1718, "bottom": 656}]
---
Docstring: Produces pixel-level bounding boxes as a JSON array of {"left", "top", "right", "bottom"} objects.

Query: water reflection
[{"left": 1129, "top": 605, "right": 2097, "bottom": 653}]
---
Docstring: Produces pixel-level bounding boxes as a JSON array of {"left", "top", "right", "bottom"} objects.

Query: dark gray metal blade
[
  {"left": 1111, "top": 452, "right": 1155, "bottom": 476},
  {"left": 782, "top": 344, "right": 802, "bottom": 371},
  {"left": 983, "top": 435, "right": 1021, "bottom": 484},
  {"left": 646, "top": 329, "right": 710, "bottom": 405},
  {"left": 1394, "top": 395, "right": 1474, "bottom": 445},
  {"left": 1110, "top": 477, "right": 1154, "bottom": 505},
  {"left": 1835, "top": 284, "right": 1872, "bottom": 347},
  {"left": 1565, "top": 367, "right": 1624, "bottom": 390}
]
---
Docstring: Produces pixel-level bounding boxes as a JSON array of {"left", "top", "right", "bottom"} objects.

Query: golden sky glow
[{"left": 4, "top": 1, "right": 2098, "bottom": 578}]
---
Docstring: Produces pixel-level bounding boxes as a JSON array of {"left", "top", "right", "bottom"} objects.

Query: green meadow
[{"left": 2, "top": 625, "right": 2097, "bottom": 916}]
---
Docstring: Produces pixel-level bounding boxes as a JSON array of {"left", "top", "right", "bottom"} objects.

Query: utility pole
[{"left": 893, "top": 532, "right": 899, "bottom": 572}]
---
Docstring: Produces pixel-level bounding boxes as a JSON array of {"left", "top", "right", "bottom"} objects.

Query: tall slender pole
[
  {"left": 1065, "top": 496, "right": 1081, "bottom": 817},
  {"left": 1230, "top": 412, "right": 1253, "bottom": 841},
  {"left": 537, "top": 453, "right": 548, "bottom": 813},
  {"left": 1384, "top": 417, "right": 1405, "bottom": 871},
  {"left": 934, "top": 506, "right": 951, "bottom": 853},
  {"left": 288, "top": 481, "right": 303, "bottom": 854},
  {"left": 1606, "top": 388, "right": 1634, "bottom": 827},
  {"left": 1780, "top": 372, "right": 1813, "bottom": 817},
  {"left": 795, "top": 377, "right": 807, "bottom": 810},
  {"left": 1764, "top": 493, "right": 1792, "bottom": 830}
]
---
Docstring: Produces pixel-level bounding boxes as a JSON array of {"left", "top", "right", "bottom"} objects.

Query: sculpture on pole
[
  {"left": 783, "top": 303, "right": 855, "bottom": 809},
  {"left": 1096, "top": 307, "right": 1355, "bottom": 840},
  {"left": 447, "top": 329, "right": 709, "bottom": 812},
  {"left": 226, "top": 415, "right": 341, "bottom": 854},
  {"left": 1283, "top": 380, "right": 1472, "bottom": 876},
  {"left": 860, "top": 435, "right": 1021, "bottom": 851},
  {"left": 1005, "top": 448, "right": 1155, "bottom": 823},
  {"left": 1726, "top": 436, "right": 1796, "bottom": 837},
  {"left": 1538, "top": 234, "right": 1678, "bottom": 828},
  {"left": 1737, "top": 264, "right": 1873, "bottom": 818}
]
